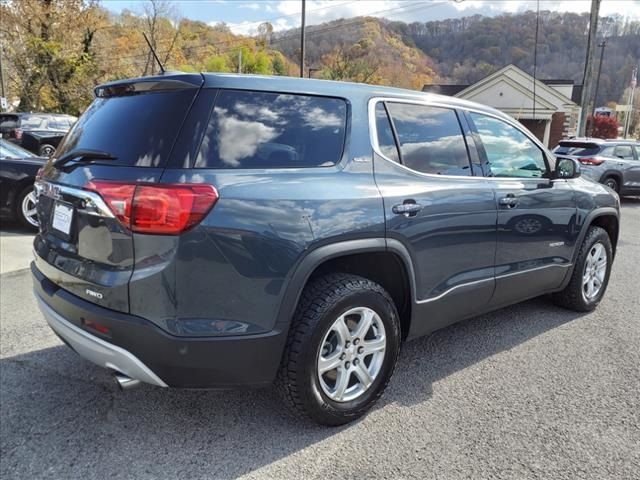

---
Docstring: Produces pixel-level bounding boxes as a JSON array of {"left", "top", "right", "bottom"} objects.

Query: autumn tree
[{"left": 0, "top": 0, "right": 107, "bottom": 114}]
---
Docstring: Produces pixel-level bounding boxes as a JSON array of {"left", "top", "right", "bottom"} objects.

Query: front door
[
  {"left": 466, "top": 111, "right": 577, "bottom": 307},
  {"left": 372, "top": 100, "right": 497, "bottom": 338}
]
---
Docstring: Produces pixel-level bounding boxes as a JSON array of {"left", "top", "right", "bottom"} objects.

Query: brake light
[
  {"left": 85, "top": 181, "right": 218, "bottom": 235},
  {"left": 14, "top": 128, "right": 22, "bottom": 140},
  {"left": 578, "top": 157, "right": 605, "bottom": 166},
  {"left": 35, "top": 167, "right": 45, "bottom": 181}
]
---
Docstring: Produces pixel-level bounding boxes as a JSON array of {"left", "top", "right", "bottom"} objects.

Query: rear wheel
[
  {"left": 277, "top": 273, "right": 401, "bottom": 426},
  {"left": 16, "top": 186, "right": 39, "bottom": 230},
  {"left": 602, "top": 176, "right": 619, "bottom": 193},
  {"left": 552, "top": 226, "right": 612, "bottom": 312},
  {"left": 39, "top": 144, "right": 56, "bottom": 157}
]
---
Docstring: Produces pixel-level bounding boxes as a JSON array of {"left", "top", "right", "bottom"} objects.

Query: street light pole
[
  {"left": 588, "top": 40, "right": 606, "bottom": 136},
  {"left": 623, "top": 67, "right": 637, "bottom": 139},
  {"left": 299, "top": 0, "right": 306, "bottom": 78}
]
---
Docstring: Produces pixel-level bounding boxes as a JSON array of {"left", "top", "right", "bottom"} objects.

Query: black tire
[
  {"left": 602, "top": 176, "right": 619, "bottom": 193},
  {"left": 276, "top": 273, "right": 401, "bottom": 426},
  {"left": 16, "top": 185, "right": 39, "bottom": 230},
  {"left": 39, "top": 144, "right": 56, "bottom": 157},
  {"left": 552, "top": 226, "right": 613, "bottom": 312}
]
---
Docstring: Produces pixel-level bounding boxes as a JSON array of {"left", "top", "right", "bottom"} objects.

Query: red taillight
[
  {"left": 85, "top": 181, "right": 218, "bottom": 235},
  {"left": 35, "top": 167, "right": 45, "bottom": 181},
  {"left": 14, "top": 128, "right": 22, "bottom": 140},
  {"left": 578, "top": 157, "right": 605, "bottom": 166}
]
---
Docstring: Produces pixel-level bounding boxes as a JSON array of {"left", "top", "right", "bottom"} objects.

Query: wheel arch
[
  {"left": 275, "top": 239, "right": 417, "bottom": 340},
  {"left": 598, "top": 169, "right": 622, "bottom": 187},
  {"left": 574, "top": 208, "right": 620, "bottom": 263}
]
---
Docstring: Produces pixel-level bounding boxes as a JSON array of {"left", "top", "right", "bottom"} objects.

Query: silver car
[{"left": 553, "top": 138, "right": 640, "bottom": 195}]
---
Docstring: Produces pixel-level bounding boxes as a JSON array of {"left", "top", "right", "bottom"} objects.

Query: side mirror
[{"left": 554, "top": 157, "right": 581, "bottom": 179}]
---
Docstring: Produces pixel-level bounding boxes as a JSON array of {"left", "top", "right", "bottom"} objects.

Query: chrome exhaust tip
[{"left": 113, "top": 372, "right": 141, "bottom": 390}]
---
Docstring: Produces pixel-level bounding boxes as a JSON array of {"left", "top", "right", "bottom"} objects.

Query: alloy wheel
[
  {"left": 21, "top": 190, "right": 39, "bottom": 227},
  {"left": 317, "top": 306, "right": 386, "bottom": 403},
  {"left": 582, "top": 242, "right": 607, "bottom": 301}
]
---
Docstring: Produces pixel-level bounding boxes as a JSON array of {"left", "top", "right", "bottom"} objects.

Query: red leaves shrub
[{"left": 587, "top": 115, "right": 619, "bottom": 139}]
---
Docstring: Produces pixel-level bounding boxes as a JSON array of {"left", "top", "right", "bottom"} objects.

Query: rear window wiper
[{"left": 53, "top": 149, "right": 117, "bottom": 169}]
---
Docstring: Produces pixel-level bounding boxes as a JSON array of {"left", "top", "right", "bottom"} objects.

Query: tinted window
[
  {"left": 375, "top": 102, "right": 399, "bottom": 163},
  {"left": 613, "top": 145, "right": 634, "bottom": 159},
  {"left": 471, "top": 113, "right": 547, "bottom": 178},
  {"left": 385, "top": 103, "right": 471, "bottom": 175},
  {"left": 195, "top": 90, "right": 347, "bottom": 169},
  {"left": 56, "top": 89, "right": 197, "bottom": 167},
  {"left": 0, "top": 115, "right": 18, "bottom": 130},
  {"left": 554, "top": 142, "right": 601, "bottom": 157}
]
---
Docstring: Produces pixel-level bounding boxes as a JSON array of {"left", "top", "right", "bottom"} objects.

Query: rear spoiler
[{"left": 94, "top": 73, "right": 204, "bottom": 98}]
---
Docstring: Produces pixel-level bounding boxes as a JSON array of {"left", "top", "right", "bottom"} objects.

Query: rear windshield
[
  {"left": 194, "top": 90, "right": 347, "bottom": 169},
  {"left": 554, "top": 142, "right": 601, "bottom": 157},
  {"left": 55, "top": 89, "right": 197, "bottom": 167},
  {"left": 0, "top": 115, "right": 18, "bottom": 130}
]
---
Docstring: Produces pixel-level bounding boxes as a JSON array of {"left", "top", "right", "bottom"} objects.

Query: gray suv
[
  {"left": 553, "top": 138, "right": 640, "bottom": 195},
  {"left": 32, "top": 73, "right": 620, "bottom": 425}
]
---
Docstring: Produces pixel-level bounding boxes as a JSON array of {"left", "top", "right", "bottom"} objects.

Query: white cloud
[
  {"left": 219, "top": 0, "right": 640, "bottom": 35},
  {"left": 239, "top": 3, "right": 262, "bottom": 10}
]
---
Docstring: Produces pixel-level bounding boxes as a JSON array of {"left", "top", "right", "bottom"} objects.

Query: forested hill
[
  {"left": 2, "top": 1, "right": 639, "bottom": 116},
  {"left": 384, "top": 11, "right": 640, "bottom": 105}
]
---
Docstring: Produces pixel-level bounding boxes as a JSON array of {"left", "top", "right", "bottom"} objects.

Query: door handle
[
  {"left": 392, "top": 202, "right": 423, "bottom": 217},
  {"left": 498, "top": 194, "right": 519, "bottom": 208}
]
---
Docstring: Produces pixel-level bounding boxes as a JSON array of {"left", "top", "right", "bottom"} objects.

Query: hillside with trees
[
  {"left": 0, "top": 0, "right": 638, "bottom": 135},
  {"left": 384, "top": 11, "right": 640, "bottom": 110}
]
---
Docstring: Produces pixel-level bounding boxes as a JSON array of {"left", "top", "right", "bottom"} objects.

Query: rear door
[
  {"left": 34, "top": 74, "right": 204, "bottom": 313},
  {"left": 466, "top": 111, "right": 577, "bottom": 307},
  {"left": 607, "top": 144, "right": 640, "bottom": 192},
  {"left": 371, "top": 99, "right": 497, "bottom": 338},
  {"left": 627, "top": 145, "right": 640, "bottom": 192}
]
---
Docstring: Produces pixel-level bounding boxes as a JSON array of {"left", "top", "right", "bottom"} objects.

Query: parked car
[
  {"left": 32, "top": 73, "right": 619, "bottom": 426},
  {"left": 0, "top": 139, "right": 45, "bottom": 229},
  {"left": 553, "top": 138, "right": 640, "bottom": 195},
  {"left": 0, "top": 112, "right": 76, "bottom": 157}
]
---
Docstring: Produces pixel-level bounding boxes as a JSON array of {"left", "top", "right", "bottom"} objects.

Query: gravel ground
[{"left": 1, "top": 199, "right": 639, "bottom": 480}]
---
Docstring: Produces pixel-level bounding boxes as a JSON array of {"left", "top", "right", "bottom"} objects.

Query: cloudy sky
[{"left": 103, "top": 0, "right": 640, "bottom": 35}]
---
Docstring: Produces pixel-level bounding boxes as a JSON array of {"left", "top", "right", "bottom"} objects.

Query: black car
[
  {"left": 0, "top": 139, "right": 45, "bottom": 229},
  {"left": 0, "top": 112, "right": 76, "bottom": 157},
  {"left": 33, "top": 73, "right": 619, "bottom": 425}
]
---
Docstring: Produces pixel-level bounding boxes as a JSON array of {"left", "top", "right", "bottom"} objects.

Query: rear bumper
[
  {"left": 32, "top": 262, "right": 287, "bottom": 388},
  {"left": 37, "top": 295, "right": 168, "bottom": 387}
]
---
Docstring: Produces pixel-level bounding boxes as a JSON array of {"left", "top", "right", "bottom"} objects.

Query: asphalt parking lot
[{"left": 1, "top": 199, "right": 639, "bottom": 480}]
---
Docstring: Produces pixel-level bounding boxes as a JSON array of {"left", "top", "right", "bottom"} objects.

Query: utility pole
[
  {"left": 299, "top": 0, "right": 306, "bottom": 78},
  {"left": 238, "top": 50, "right": 242, "bottom": 74},
  {"left": 623, "top": 67, "right": 637, "bottom": 139},
  {"left": 578, "top": 0, "right": 601, "bottom": 137},
  {"left": 0, "top": 46, "right": 6, "bottom": 111},
  {"left": 588, "top": 39, "right": 607, "bottom": 136}
]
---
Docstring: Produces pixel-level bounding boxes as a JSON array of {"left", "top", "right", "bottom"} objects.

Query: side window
[
  {"left": 599, "top": 146, "right": 615, "bottom": 157},
  {"left": 385, "top": 103, "right": 472, "bottom": 176},
  {"left": 374, "top": 102, "right": 400, "bottom": 163},
  {"left": 613, "top": 145, "right": 634, "bottom": 159},
  {"left": 195, "top": 90, "right": 347, "bottom": 169},
  {"left": 470, "top": 113, "right": 548, "bottom": 178}
]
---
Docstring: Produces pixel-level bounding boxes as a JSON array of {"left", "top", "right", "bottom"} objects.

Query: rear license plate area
[{"left": 51, "top": 201, "right": 74, "bottom": 239}]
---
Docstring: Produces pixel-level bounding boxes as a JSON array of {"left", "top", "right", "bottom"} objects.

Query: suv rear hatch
[{"left": 34, "top": 74, "right": 205, "bottom": 313}]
